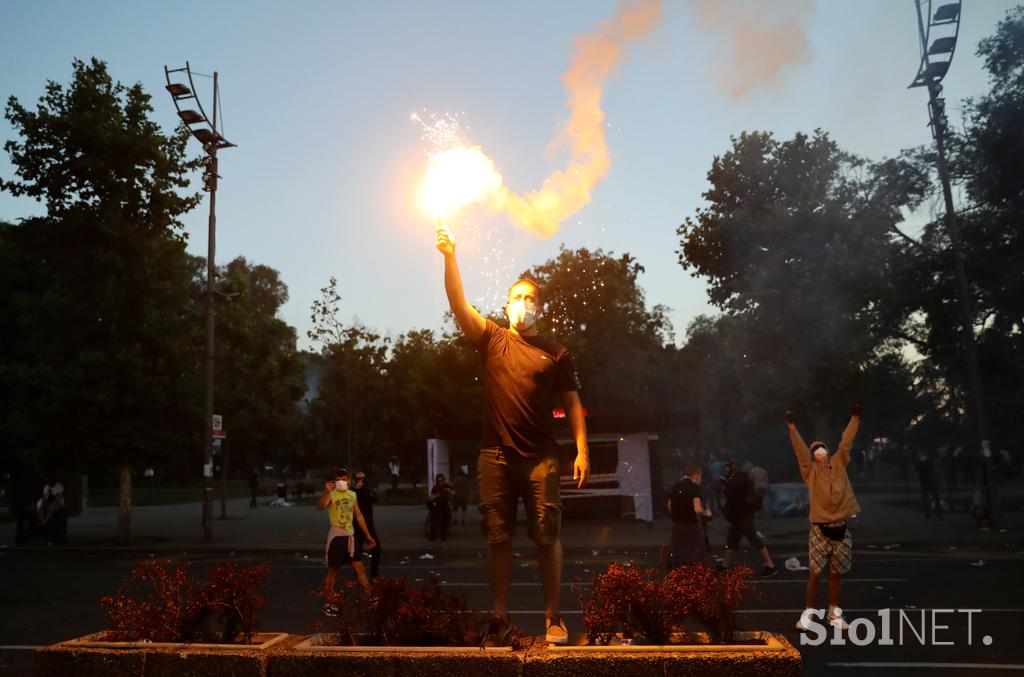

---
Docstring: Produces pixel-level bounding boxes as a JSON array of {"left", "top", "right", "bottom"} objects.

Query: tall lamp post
[
  {"left": 909, "top": 1, "right": 998, "bottom": 527},
  {"left": 164, "top": 63, "right": 236, "bottom": 541}
]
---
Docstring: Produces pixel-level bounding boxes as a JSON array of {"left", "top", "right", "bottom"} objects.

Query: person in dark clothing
[
  {"left": 915, "top": 451, "right": 943, "bottom": 519},
  {"left": 427, "top": 473, "right": 454, "bottom": 544},
  {"left": 436, "top": 224, "right": 590, "bottom": 646},
  {"left": 667, "top": 465, "right": 710, "bottom": 568},
  {"left": 353, "top": 470, "right": 381, "bottom": 579},
  {"left": 961, "top": 447, "right": 976, "bottom": 487},
  {"left": 248, "top": 469, "right": 260, "bottom": 509},
  {"left": 943, "top": 447, "right": 958, "bottom": 495},
  {"left": 719, "top": 461, "right": 777, "bottom": 577},
  {"left": 452, "top": 466, "right": 471, "bottom": 525}
]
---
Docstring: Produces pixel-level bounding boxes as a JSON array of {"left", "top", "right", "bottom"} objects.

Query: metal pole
[
  {"left": 212, "top": 71, "right": 230, "bottom": 523},
  {"left": 201, "top": 73, "right": 219, "bottom": 541},
  {"left": 927, "top": 81, "right": 999, "bottom": 527}
]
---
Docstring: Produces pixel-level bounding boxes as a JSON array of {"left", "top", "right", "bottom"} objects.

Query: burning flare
[
  {"left": 417, "top": 146, "right": 503, "bottom": 221},
  {"left": 417, "top": 0, "right": 664, "bottom": 238},
  {"left": 415, "top": 0, "right": 812, "bottom": 234}
]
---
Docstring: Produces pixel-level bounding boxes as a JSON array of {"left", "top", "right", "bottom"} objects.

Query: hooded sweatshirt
[{"left": 789, "top": 417, "right": 861, "bottom": 523}]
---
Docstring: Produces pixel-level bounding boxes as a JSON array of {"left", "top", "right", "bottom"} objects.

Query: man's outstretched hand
[
  {"left": 573, "top": 452, "right": 590, "bottom": 489},
  {"left": 435, "top": 224, "right": 455, "bottom": 256},
  {"left": 850, "top": 403, "right": 863, "bottom": 417},
  {"left": 785, "top": 410, "right": 796, "bottom": 425}
]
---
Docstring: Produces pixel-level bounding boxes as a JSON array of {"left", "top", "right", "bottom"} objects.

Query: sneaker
[
  {"left": 546, "top": 615, "right": 569, "bottom": 645},
  {"left": 760, "top": 565, "right": 779, "bottom": 578},
  {"left": 480, "top": 615, "right": 512, "bottom": 648},
  {"left": 321, "top": 603, "right": 340, "bottom": 617},
  {"left": 827, "top": 607, "right": 850, "bottom": 631},
  {"left": 795, "top": 608, "right": 816, "bottom": 631}
]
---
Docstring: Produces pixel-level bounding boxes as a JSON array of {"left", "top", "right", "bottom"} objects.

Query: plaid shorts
[{"left": 808, "top": 522, "right": 853, "bottom": 575}]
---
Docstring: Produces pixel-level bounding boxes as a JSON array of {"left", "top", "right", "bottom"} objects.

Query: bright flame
[
  {"left": 415, "top": 0, "right": 664, "bottom": 238},
  {"left": 417, "top": 146, "right": 503, "bottom": 220},
  {"left": 415, "top": 0, "right": 811, "bottom": 234}
]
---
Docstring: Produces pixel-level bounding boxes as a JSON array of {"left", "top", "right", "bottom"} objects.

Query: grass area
[{"left": 88, "top": 483, "right": 251, "bottom": 507}]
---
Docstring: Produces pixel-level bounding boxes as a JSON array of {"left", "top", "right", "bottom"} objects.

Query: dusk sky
[{"left": 1, "top": 1, "right": 1016, "bottom": 349}]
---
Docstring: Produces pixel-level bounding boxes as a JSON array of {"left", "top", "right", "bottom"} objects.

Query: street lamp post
[
  {"left": 164, "top": 63, "right": 236, "bottom": 541},
  {"left": 909, "top": 1, "right": 999, "bottom": 527}
]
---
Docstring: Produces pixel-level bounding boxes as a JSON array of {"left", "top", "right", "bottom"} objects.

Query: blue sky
[{"left": 1, "top": 1, "right": 1017, "bottom": 348}]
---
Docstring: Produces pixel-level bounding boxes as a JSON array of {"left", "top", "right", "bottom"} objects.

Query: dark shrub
[
  {"left": 578, "top": 562, "right": 755, "bottom": 645},
  {"left": 100, "top": 559, "right": 269, "bottom": 643},
  {"left": 316, "top": 576, "right": 504, "bottom": 647}
]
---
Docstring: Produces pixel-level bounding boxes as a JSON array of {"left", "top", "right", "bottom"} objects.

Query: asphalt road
[{"left": 2, "top": 541, "right": 1022, "bottom": 676}]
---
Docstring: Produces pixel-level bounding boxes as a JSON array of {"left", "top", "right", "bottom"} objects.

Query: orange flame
[{"left": 418, "top": 0, "right": 664, "bottom": 237}]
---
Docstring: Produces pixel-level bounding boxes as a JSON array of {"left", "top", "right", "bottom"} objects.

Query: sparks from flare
[{"left": 414, "top": 111, "right": 520, "bottom": 314}]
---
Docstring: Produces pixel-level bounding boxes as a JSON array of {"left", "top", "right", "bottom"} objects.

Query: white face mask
[
  {"left": 813, "top": 448, "right": 828, "bottom": 461},
  {"left": 507, "top": 299, "right": 538, "bottom": 330},
  {"left": 335, "top": 479, "right": 348, "bottom": 492}
]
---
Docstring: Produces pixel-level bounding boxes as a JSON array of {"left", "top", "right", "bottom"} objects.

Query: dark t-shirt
[
  {"left": 670, "top": 478, "right": 701, "bottom": 523},
  {"left": 354, "top": 486, "right": 375, "bottom": 525},
  {"left": 721, "top": 471, "right": 754, "bottom": 521},
  {"left": 477, "top": 319, "right": 581, "bottom": 457}
]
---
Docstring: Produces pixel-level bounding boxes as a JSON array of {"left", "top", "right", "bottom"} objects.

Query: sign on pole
[{"left": 212, "top": 414, "right": 223, "bottom": 431}]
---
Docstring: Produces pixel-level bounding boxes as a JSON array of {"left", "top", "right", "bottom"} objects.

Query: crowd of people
[
  {"left": 667, "top": 405, "right": 864, "bottom": 631},
  {"left": 667, "top": 458, "right": 777, "bottom": 577}
]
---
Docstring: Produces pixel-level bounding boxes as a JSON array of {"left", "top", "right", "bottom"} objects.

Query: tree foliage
[
  {"left": 1, "top": 58, "right": 203, "bottom": 477},
  {"left": 522, "top": 246, "right": 680, "bottom": 412},
  {"left": 213, "top": 257, "right": 310, "bottom": 473}
]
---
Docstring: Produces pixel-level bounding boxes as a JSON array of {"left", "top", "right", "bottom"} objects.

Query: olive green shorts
[{"left": 477, "top": 446, "right": 562, "bottom": 545}]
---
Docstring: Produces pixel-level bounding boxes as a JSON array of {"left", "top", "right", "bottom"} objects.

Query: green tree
[
  {"left": 893, "top": 7, "right": 1024, "bottom": 450},
  {"left": 212, "top": 257, "right": 309, "bottom": 485},
  {"left": 308, "top": 277, "right": 390, "bottom": 470},
  {"left": 676, "top": 130, "right": 923, "bottom": 446},
  {"left": 520, "top": 246, "right": 680, "bottom": 412},
  {"left": 1, "top": 58, "right": 203, "bottom": 542}
]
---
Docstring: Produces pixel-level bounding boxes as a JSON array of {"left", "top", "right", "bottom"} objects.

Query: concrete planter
[
  {"left": 34, "top": 631, "right": 291, "bottom": 677},
  {"left": 36, "top": 631, "right": 801, "bottom": 676},
  {"left": 527, "top": 631, "right": 802, "bottom": 677},
  {"left": 272, "top": 633, "right": 524, "bottom": 677},
  {"left": 292, "top": 631, "right": 514, "bottom": 652}
]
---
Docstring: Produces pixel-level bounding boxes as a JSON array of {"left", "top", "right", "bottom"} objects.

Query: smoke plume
[
  {"left": 494, "top": 0, "right": 664, "bottom": 238},
  {"left": 418, "top": 0, "right": 814, "bottom": 237},
  {"left": 689, "top": 0, "right": 813, "bottom": 100}
]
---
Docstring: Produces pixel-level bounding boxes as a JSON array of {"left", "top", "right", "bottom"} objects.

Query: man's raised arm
[
  {"left": 436, "top": 224, "right": 486, "bottom": 344},
  {"left": 835, "top": 404, "right": 862, "bottom": 466},
  {"left": 786, "top": 411, "right": 811, "bottom": 480}
]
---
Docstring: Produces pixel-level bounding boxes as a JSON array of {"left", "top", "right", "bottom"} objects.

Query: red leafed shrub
[
  {"left": 316, "top": 576, "right": 510, "bottom": 647},
  {"left": 100, "top": 560, "right": 269, "bottom": 643},
  {"left": 577, "top": 562, "right": 756, "bottom": 645},
  {"left": 668, "top": 563, "right": 755, "bottom": 644},
  {"left": 204, "top": 561, "right": 270, "bottom": 643}
]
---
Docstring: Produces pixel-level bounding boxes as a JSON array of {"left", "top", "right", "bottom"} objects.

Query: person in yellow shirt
[{"left": 317, "top": 468, "right": 376, "bottom": 614}]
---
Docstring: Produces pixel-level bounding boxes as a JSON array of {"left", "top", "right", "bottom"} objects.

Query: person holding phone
[{"left": 317, "top": 467, "right": 376, "bottom": 615}]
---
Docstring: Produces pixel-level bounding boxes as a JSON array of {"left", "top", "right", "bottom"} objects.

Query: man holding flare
[{"left": 435, "top": 223, "right": 590, "bottom": 646}]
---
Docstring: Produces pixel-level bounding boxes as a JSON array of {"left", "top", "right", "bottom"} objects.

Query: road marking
[
  {"left": 504, "top": 608, "right": 1024, "bottom": 615},
  {"left": 0, "top": 645, "right": 45, "bottom": 650},
  {"left": 826, "top": 662, "right": 1024, "bottom": 671},
  {"left": 431, "top": 578, "right": 908, "bottom": 587},
  {"left": 736, "top": 608, "right": 1024, "bottom": 614}
]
